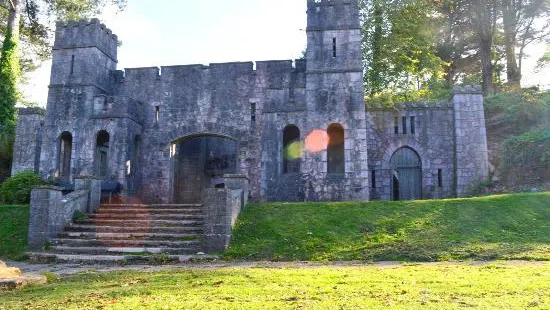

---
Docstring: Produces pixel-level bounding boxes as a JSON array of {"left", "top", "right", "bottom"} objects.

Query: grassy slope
[
  {"left": 225, "top": 193, "right": 550, "bottom": 261},
  {"left": 1, "top": 263, "right": 549, "bottom": 309},
  {"left": 0, "top": 205, "right": 29, "bottom": 260}
]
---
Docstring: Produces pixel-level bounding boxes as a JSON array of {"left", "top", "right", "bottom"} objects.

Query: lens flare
[
  {"left": 305, "top": 130, "right": 329, "bottom": 153},
  {"left": 284, "top": 141, "right": 304, "bottom": 160}
]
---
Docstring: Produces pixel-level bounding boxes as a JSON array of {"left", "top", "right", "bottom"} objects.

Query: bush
[{"left": 0, "top": 170, "right": 46, "bottom": 204}]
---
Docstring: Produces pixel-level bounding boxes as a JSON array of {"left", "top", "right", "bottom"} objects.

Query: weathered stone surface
[{"left": 12, "top": 0, "right": 488, "bottom": 203}]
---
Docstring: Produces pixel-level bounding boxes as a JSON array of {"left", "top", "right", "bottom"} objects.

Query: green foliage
[
  {"left": 362, "top": 0, "right": 448, "bottom": 97},
  {"left": 485, "top": 89, "right": 550, "bottom": 134},
  {"left": 0, "top": 29, "right": 20, "bottom": 134},
  {"left": 0, "top": 205, "right": 29, "bottom": 260},
  {"left": 0, "top": 170, "right": 46, "bottom": 204},
  {"left": 72, "top": 210, "right": 88, "bottom": 221},
  {"left": 226, "top": 193, "right": 550, "bottom": 262},
  {"left": 0, "top": 131, "right": 14, "bottom": 184},
  {"left": 366, "top": 79, "right": 452, "bottom": 108},
  {"left": 501, "top": 128, "right": 550, "bottom": 168}
]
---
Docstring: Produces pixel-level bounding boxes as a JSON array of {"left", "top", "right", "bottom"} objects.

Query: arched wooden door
[{"left": 390, "top": 147, "right": 422, "bottom": 200}]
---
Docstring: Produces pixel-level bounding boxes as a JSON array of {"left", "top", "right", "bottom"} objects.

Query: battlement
[
  {"left": 307, "top": 0, "right": 360, "bottom": 31},
  {"left": 119, "top": 59, "right": 306, "bottom": 84},
  {"left": 54, "top": 18, "right": 118, "bottom": 61}
]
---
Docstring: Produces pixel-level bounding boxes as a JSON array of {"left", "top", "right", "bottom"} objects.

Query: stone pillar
[
  {"left": 221, "top": 174, "right": 249, "bottom": 207},
  {"left": 28, "top": 186, "right": 63, "bottom": 249},
  {"left": 74, "top": 175, "right": 102, "bottom": 213},
  {"left": 453, "top": 86, "right": 489, "bottom": 197},
  {"left": 202, "top": 188, "right": 244, "bottom": 253},
  {"left": 11, "top": 108, "right": 45, "bottom": 175}
]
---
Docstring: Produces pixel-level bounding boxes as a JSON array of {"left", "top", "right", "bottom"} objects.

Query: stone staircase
[{"left": 28, "top": 203, "right": 216, "bottom": 264}]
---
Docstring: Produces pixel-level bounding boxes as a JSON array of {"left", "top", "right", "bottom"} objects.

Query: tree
[
  {"left": 362, "top": 0, "right": 446, "bottom": 98},
  {"left": 501, "top": 0, "right": 550, "bottom": 88}
]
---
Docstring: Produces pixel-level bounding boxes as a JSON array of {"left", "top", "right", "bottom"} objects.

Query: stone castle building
[{"left": 12, "top": 0, "right": 489, "bottom": 203}]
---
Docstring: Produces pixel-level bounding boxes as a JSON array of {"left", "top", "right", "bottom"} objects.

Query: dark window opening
[
  {"left": 410, "top": 116, "right": 416, "bottom": 134},
  {"left": 402, "top": 116, "right": 407, "bottom": 134},
  {"left": 283, "top": 125, "right": 301, "bottom": 174},
  {"left": 371, "top": 170, "right": 376, "bottom": 188},
  {"left": 155, "top": 106, "right": 160, "bottom": 122},
  {"left": 438, "top": 169, "right": 443, "bottom": 187},
  {"left": 394, "top": 117, "right": 399, "bottom": 134},
  {"left": 251, "top": 103, "right": 256, "bottom": 122},
  {"left": 58, "top": 132, "right": 72, "bottom": 182},
  {"left": 332, "top": 37, "right": 337, "bottom": 57},
  {"left": 70, "top": 55, "right": 75, "bottom": 75},
  {"left": 327, "top": 123, "right": 345, "bottom": 174},
  {"left": 95, "top": 130, "right": 110, "bottom": 178}
]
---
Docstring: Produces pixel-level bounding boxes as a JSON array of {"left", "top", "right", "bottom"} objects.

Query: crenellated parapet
[
  {"left": 54, "top": 18, "right": 118, "bottom": 61},
  {"left": 307, "top": 0, "right": 360, "bottom": 31}
]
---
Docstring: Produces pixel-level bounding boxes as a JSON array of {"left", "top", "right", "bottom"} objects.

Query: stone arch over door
[
  {"left": 168, "top": 126, "right": 242, "bottom": 204},
  {"left": 390, "top": 147, "right": 422, "bottom": 200}
]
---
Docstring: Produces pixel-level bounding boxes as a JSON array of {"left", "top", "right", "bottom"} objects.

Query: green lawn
[
  {"left": 0, "top": 205, "right": 28, "bottom": 260},
  {"left": 1, "top": 263, "right": 549, "bottom": 309},
  {"left": 225, "top": 192, "right": 550, "bottom": 261}
]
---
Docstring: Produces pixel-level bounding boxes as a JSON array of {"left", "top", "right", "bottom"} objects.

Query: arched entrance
[
  {"left": 390, "top": 147, "right": 422, "bottom": 200},
  {"left": 172, "top": 135, "right": 237, "bottom": 204}
]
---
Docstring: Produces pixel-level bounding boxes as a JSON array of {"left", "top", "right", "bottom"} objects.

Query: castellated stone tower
[
  {"left": 303, "top": 0, "right": 369, "bottom": 200},
  {"left": 38, "top": 19, "right": 126, "bottom": 183}
]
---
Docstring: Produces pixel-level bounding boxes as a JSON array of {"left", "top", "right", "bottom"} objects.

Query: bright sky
[{"left": 21, "top": 0, "right": 549, "bottom": 106}]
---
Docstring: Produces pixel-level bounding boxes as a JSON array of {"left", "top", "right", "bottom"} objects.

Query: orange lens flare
[{"left": 305, "top": 130, "right": 329, "bottom": 153}]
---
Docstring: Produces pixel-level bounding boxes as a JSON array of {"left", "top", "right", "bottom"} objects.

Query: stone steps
[
  {"left": 26, "top": 253, "right": 218, "bottom": 265},
  {"left": 65, "top": 225, "right": 203, "bottom": 234},
  {"left": 48, "top": 246, "right": 198, "bottom": 255},
  {"left": 28, "top": 203, "right": 207, "bottom": 264},
  {"left": 75, "top": 218, "right": 203, "bottom": 227},
  {"left": 57, "top": 231, "right": 201, "bottom": 240},
  {"left": 50, "top": 238, "right": 199, "bottom": 248}
]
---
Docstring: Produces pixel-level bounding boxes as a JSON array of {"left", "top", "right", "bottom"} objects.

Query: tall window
[
  {"left": 58, "top": 132, "right": 72, "bottom": 181},
  {"left": 327, "top": 123, "right": 345, "bottom": 174},
  {"left": 96, "top": 130, "right": 110, "bottom": 178},
  {"left": 283, "top": 125, "right": 301, "bottom": 174}
]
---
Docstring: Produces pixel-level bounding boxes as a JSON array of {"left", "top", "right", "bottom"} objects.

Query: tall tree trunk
[
  {"left": 479, "top": 37, "right": 495, "bottom": 95},
  {"left": 502, "top": 0, "right": 521, "bottom": 89}
]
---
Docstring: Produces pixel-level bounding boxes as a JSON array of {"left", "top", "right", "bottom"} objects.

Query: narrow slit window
[
  {"left": 371, "top": 170, "right": 376, "bottom": 188},
  {"left": 394, "top": 117, "right": 399, "bottom": 134},
  {"left": 251, "top": 103, "right": 256, "bottom": 122},
  {"left": 438, "top": 169, "right": 443, "bottom": 187},
  {"left": 155, "top": 106, "right": 160, "bottom": 122},
  {"left": 402, "top": 116, "right": 407, "bottom": 134},
  {"left": 70, "top": 55, "right": 75, "bottom": 75},
  {"left": 332, "top": 37, "right": 337, "bottom": 57},
  {"left": 410, "top": 116, "right": 416, "bottom": 134}
]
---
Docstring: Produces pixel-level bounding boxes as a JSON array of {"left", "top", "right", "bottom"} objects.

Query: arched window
[
  {"left": 95, "top": 130, "right": 110, "bottom": 178},
  {"left": 283, "top": 125, "right": 301, "bottom": 174},
  {"left": 327, "top": 123, "right": 345, "bottom": 174},
  {"left": 58, "top": 132, "right": 72, "bottom": 181}
]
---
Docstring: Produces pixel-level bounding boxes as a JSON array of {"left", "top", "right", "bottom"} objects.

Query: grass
[
  {"left": 0, "top": 205, "right": 29, "bottom": 260},
  {"left": 225, "top": 192, "right": 550, "bottom": 261},
  {"left": 1, "top": 263, "right": 549, "bottom": 309}
]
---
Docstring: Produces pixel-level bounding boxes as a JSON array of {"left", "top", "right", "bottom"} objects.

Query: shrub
[{"left": 0, "top": 170, "right": 46, "bottom": 204}]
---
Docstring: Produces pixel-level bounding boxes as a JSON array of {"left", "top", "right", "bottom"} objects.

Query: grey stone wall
[
  {"left": 11, "top": 108, "right": 45, "bottom": 175},
  {"left": 28, "top": 186, "right": 89, "bottom": 249},
  {"left": 453, "top": 86, "right": 489, "bottom": 196},
  {"left": 366, "top": 102, "right": 456, "bottom": 200},
  {"left": 13, "top": 2, "right": 489, "bottom": 204}
]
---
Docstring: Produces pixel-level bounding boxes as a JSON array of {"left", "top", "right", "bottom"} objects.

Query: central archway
[
  {"left": 172, "top": 135, "right": 237, "bottom": 204},
  {"left": 390, "top": 147, "right": 422, "bottom": 200}
]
